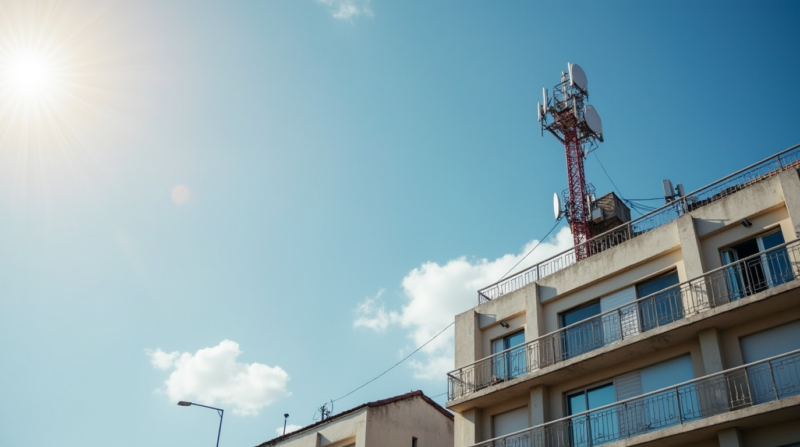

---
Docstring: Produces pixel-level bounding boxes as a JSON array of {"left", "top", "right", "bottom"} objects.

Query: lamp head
[{"left": 177, "top": 401, "right": 192, "bottom": 406}]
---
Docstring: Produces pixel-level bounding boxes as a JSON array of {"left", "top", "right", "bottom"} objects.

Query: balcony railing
[
  {"left": 471, "top": 348, "right": 800, "bottom": 447},
  {"left": 478, "top": 143, "right": 800, "bottom": 304},
  {"left": 448, "top": 239, "right": 800, "bottom": 401}
]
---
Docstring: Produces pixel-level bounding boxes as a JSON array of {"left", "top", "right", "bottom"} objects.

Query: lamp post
[
  {"left": 283, "top": 413, "right": 289, "bottom": 435},
  {"left": 178, "top": 401, "right": 224, "bottom": 447}
]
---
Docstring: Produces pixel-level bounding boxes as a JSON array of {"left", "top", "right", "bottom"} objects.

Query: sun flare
[
  {"left": 0, "top": 0, "right": 145, "bottom": 199},
  {"left": 2, "top": 48, "right": 59, "bottom": 101}
]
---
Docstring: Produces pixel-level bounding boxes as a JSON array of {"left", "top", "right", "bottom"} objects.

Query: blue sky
[{"left": 1, "top": 1, "right": 799, "bottom": 446}]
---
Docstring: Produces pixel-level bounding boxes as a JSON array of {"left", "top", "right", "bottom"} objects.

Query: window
[
  {"left": 636, "top": 271, "right": 681, "bottom": 331},
  {"left": 560, "top": 301, "right": 603, "bottom": 360},
  {"left": 721, "top": 229, "right": 793, "bottom": 301},
  {"left": 740, "top": 319, "right": 800, "bottom": 404},
  {"left": 492, "top": 330, "right": 525, "bottom": 380},
  {"left": 564, "top": 355, "right": 695, "bottom": 444},
  {"left": 411, "top": 436, "right": 417, "bottom": 447},
  {"left": 567, "top": 382, "right": 617, "bottom": 446}
]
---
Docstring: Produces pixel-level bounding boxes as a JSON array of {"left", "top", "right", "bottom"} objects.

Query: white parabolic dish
[
  {"left": 569, "top": 63, "right": 588, "bottom": 92},
  {"left": 584, "top": 105, "right": 603, "bottom": 135},
  {"left": 553, "top": 192, "right": 561, "bottom": 220}
]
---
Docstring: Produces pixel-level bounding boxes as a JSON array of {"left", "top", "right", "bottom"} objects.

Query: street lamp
[{"left": 178, "top": 401, "right": 224, "bottom": 447}]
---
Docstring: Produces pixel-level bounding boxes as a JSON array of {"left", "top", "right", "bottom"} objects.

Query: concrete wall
[
  {"left": 741, "top": 419, "right": 800, "bottom": 447},
  {"left": 270, "top": 410, "right": 367, "bottom": 447},
  {"left": 269, "top": 396, "right": 453, "bottom": 447},
  {"left": 364, "top": 396, "right": 454, "bottom": 447}
]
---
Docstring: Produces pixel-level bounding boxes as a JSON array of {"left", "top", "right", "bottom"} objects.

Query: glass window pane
[
  {"left": 567, "top": 392, "right": 587, "bottom": 415},
  {"left": 760, "top": 230, "right": 785, "bottom": 250},
  {"left": 637, "top": 272, "right": 683, "bottom": 331},
  {"left": 636, "top": 272, "right": 679, "bottom": 297},
  {"left": 563, "top": 302, "right": 601, "bottom": 326},
  {"left": 587, "top": 383, "right": 615, "bottom": 409},
  {"left": 505, "top": 330, "right": 525, "bottom": 349}
]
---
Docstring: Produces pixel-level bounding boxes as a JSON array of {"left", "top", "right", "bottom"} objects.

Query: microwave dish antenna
[
  {"left": 553, "top": 192, "right": 562, "bottom": 220},
  {"left": 584, "top": 105, "right": 603, "bottom": 139},
  {"left": 568, "top": 63, "right": 588, "bottom": 93}
]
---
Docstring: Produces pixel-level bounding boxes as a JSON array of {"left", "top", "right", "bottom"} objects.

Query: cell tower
[{"left": 539, "top": 63, "right": 604, "bottom": 261}]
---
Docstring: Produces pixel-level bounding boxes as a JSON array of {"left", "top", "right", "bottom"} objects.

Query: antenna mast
[{"left": 539, "top": 63, "right": 604, "bottom": 261}]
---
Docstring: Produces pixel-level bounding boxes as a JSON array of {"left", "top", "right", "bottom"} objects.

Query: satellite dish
[
  {"left": 568, "top": 63, "right": 588, "bottom": 93},
  {"left": 584, "top": 105, "right": 603, "bottom": 135},
  {"left": 553, "top": 192, "right": 561, "bottom": 220}
]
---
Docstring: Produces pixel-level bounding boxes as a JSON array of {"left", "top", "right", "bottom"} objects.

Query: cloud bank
[
  {"left": 354, "top": 227, "right": 574, "bottom": 381},
  {"left": 316, "top": 0, "right": 372, "bottom": 20},
  {"left": 147, "top": 340, "right": 290, "bottom": 416}
]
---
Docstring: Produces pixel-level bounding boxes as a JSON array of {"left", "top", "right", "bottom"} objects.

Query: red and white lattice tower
[{"left": 539, "top": 63, "right": 604, "bottom": 261}]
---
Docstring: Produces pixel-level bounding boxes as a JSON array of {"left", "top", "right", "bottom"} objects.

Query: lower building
[{"left": 257, "top": 391, "right": 454, "bottom": 447}]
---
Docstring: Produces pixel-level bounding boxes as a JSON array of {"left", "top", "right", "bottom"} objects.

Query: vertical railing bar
[
  {"left": 768, "top": 361, "right": 779, "bottom": 400},
  {"left": 674, "top": 387, "right": 682, "bottom": 425}
]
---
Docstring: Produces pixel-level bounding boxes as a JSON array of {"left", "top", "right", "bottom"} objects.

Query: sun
[
  {"left": 0, "top": 0, "right": 142, "bottom": 200},
  {"left": 2, "top": 48, "right": 59, "bottom": 102}
]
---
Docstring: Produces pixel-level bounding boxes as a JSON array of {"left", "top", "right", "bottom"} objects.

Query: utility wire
[
  {"left": 331, "top": 321, "right": 455, "bottom": 403},
  {"left": 593, "top": 152, "right": 625, "bottom": 200},
  {"left": 592, "top": 152, "right": 662, "bottom": 217},
  {"left": 329, "top": 202, "right": 566, "bottom": 406},
  {"left": 497, "top": 219, "right": 561, "bottom": 282}
]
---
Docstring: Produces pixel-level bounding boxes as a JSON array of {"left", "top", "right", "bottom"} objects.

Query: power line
[
  {"left": 328, "top": 206, "right": 565, "bottom": 407},
  {"left": 331, "top": 321, "right": 455, "bottom": 403},
  {"left": 497, "top": 219, "right": 561, "bottom": 282},
  {"left": 592, "top": 152, "right": 661, "bottom": 216}
]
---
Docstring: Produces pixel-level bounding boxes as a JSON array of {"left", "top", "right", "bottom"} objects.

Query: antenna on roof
[
  {"left": 314, "top": 401, "right": 334, "bottom": 422},
  {"left": 540, "top": 62, "right": 604, "bottom": 261}
]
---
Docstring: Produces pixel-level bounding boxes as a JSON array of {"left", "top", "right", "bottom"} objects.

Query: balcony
[
  {"left": 448, "top": 239, "right": 800, "bottom": 402},
  {"left": 478, "top": 143, "right": 800, "bottom": 305},
  {"left": 471, "top": 348, "right": 800, "bottom": 447}
]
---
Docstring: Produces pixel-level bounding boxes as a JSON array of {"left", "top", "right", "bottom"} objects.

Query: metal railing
[
  {"left": 478, "top": 143, "right": 800, "bottom": 304},
  {"left": 471, "top": 348, "right": 800, "bottom": 447},
  {"left": 448, "top": 239, "right": 800, "bottom": 401}
]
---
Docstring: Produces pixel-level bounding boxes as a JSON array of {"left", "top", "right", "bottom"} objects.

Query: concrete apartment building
[
  {"left": 446, "top": 144, "right": 800, "bottom": 447},
  {"left": 257, "top": 391, "right": 453, "bottom": 447}
]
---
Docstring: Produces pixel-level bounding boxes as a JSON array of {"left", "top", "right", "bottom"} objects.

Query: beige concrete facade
[
  {"left": 447, "top": 148, "right": 800, "bottom": 447},
  {"left": 258, "top": 391, "right": 453, "bottom": 447}
]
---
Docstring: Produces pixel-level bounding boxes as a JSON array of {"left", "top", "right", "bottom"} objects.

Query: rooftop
[
  {"left": 256, "top": 390, "right": 452, "bottom": 447},
  {"left": 477, "top": 143, "right": 800, "bottom": 304}
]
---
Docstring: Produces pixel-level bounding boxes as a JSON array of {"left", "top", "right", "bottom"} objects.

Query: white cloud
[
  {"left": 354, "top": 227, "right": 574, "bottom": 381},
  {"left": 146, "top": 340, "right": 291, "bottom": 416},
  {"left": 149, "top": 349, "right": 180, "bottom": 371},
  {"left": 316, "top": 0, "right": 372, "bottom": 20},
  {"left": 275, "top": 424, "right": 304, "bottom": 437},
  {"left": 353, "top": 289, "right": 400, "bottom": 332}
]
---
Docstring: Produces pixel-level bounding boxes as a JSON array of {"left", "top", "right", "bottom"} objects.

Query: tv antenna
[
  {"left": 314, "top": 401, "right": 334, "bottom": 422},
  {"left": 539, "top": 63, "right": 604, "bottom": 261}
]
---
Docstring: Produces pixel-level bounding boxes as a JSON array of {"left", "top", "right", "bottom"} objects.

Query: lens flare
[
  {"left": 2, "top": 48, "right": 58, "bottom": 101},
  {"left": 0, "top": 1, "right": 145, "bottom": 201}
]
